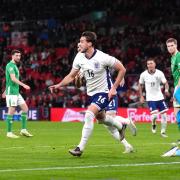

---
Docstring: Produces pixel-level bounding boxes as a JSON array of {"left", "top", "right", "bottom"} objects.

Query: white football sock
[
  {"left": 106, "top": 126, "right": 130, "bottom": 149},
  {"left": 104, "top": 115, "right": 122, "bottom": 130},
  {"left": 161, "top": 113, "right": 167, "bottom": 134},
  {"left": 106, "top": 126, "right": 120, "bottom": 140},
  {"left": 151, "top": 114, "right": 157, "bottom": 125},
  {"left": 78, "top": 110, "right": 95, "bottom": 151},
  {"left": 114, "top": 116, "right": 130, "bottom": 125},
  {"left": 121, "top": 138, "right": 131, "bottom": 148}
]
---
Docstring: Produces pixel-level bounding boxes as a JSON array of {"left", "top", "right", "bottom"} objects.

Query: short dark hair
[
  {"left": 81, "top": 31, "right": 97, "bottom": 46},
  {"left": 166, "top": 38, "right": 177, "bottom": 45},
  {"left": 147, "top": 57, "right": 156, "bottom": 63},
  {"left": 11, "top": 49, "right": 21, "bottom": 55}
]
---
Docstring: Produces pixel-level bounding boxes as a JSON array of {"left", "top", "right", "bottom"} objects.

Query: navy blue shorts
[
  {"left": 105, "top": 95, "right": 118, "bottom": 112},
  {"left": 147, "top": 100, "right": 168, "bottom": 114},
  {"left": 88, "top": 93, "right": 109, "bottom": 111},
  {"left": 88, "top": 93, "right": 118, "bottom": 112}
]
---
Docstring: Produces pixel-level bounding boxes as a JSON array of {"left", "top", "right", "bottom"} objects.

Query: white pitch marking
[
  {"left": 0, "top": 147, "right": 24, "bottom": 150},
  {"left": 0, "top": 161, "right": 180, "bottom": 173},
  {"left": 0, "top": 142, "right": 172, "bottom": 150}
]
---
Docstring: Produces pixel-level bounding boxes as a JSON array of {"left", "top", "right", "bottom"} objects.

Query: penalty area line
[{"left": 0, "top": 161, "right": 180, "bottom": 173}]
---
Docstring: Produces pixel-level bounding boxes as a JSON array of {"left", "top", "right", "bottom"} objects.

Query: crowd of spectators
[{"left": 1, "top": 0, "right": 180, "bottom": 109}]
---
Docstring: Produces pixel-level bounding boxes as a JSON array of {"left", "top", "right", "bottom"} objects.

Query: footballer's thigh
[
  {"left": 87, "top": 104, "right": 100, "bottom": 117},
  {"left": 18, "top": 94, "right": 28, "bottom": 112},
  {"left": 88, "top": 92, "right": 109, "bottom": 114},
  {"left": 6, "top": 95, "right": 17, "bottom": 115}
]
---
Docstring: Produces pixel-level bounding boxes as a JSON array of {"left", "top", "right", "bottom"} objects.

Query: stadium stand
[{"left": 1, "top": 0, "right": 180, "bottom": 110}]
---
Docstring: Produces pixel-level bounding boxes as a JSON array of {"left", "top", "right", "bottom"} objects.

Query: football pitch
[{"left": 0, "top": 121, "right": 179, "bottom": 180}]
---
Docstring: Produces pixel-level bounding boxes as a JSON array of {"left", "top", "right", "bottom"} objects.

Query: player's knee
[
  {"left": 96, "top": 111, "right": 106, "bottom": 124},
  {"left": 151, "top": 113, "right": 158, "bottom": 120},
  {"left": 106, "top": 125, "right": 117, "bottom": 134},
  {"left": 8, "top": 107, "right": 16, "bottom": 115}
]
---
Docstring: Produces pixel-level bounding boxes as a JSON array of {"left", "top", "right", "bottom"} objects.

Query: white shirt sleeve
[
  {"left": 72, "top": 53, "right": 81, "bottom": 70},
  {"left": 139, "top": 73, "right": 145, "bottom": 84},
  {"left": 101, "top": 53, "right": 117, "bottom": 68},
  {"left": 159, "top": 71, "right": 167, "bottom": 84}
]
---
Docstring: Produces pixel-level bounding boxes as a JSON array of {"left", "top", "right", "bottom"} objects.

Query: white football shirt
[
  {"left": 139, "top": 69, "right": 167, "bottom": 101},
  {"left": 73, "top": 49, "right": 117, "bottom": 96}
]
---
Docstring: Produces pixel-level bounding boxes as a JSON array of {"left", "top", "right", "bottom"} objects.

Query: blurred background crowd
[{"left": 1, "top": 0, "right": 180, "bottom": 111}]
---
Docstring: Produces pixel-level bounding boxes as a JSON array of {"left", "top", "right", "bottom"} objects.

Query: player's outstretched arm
[{"left": 49, "top": 68, "right": 79, "bottom": 93}]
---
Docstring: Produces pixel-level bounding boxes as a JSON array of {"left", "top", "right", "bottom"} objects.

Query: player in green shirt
[
  {"left": 166, "top": 38, "right": 180, "bottom": 132},
  {"left": 2, "top": 49, "right": 33, "bottom": 138}
]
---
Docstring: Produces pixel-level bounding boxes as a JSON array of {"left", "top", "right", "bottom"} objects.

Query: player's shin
[
  {"left": 106, "top": 126, "right": 120, "bottom": 140},
  {"left": 6, "top": 114, "right": 13, "bottom": 132},
  {"left": 151, "top": 113, "right": 157, "bottom": 133},
  {"left": 106, "top": 124, "right": 133, "bottom": 152},
  {"left": 161, "top": 113, "right": 167, "bottom": 134},
  {"left": 78, "top": 111, "right": 95, "bottom": 151},
  {"left": 121, "top": 138, "right": 132, "bottom": 151},
  {"left": 21, "top": 112, "right": 27, "bottom": 129}
]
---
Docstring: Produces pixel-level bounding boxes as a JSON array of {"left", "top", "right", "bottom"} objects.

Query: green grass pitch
[{"left": 0, "top": 121, "right": 179, "bottom": 180}]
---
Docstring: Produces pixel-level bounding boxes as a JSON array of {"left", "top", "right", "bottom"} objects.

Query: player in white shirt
[
  {"left": 49, "top": 31, "right": 136, "bottom": 156},
  {"left": 139, "top": 58, "right": 170, "bottom": 137},
  {"left": 75, "top": 69, "right": 136, "bottom": 154}
]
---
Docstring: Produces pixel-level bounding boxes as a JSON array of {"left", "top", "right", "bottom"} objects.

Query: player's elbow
[
  {"left": 11, "top": 77, "right": 16, "bottom": 82},
  {"left": 121, "top": 66, "right": 126, "bottom": 75}
]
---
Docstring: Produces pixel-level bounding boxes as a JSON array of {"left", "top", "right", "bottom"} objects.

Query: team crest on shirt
[{"left": 94, "top": 62, "right": 100, "bottom": 69}]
